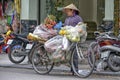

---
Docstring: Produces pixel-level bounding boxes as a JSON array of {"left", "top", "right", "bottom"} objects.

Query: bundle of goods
[
  {"left": 29, "top": 24, "right": 57, "bottom": 40},
  {"left": 44, "top": 22, "right": 87, "bottom": 61},
  {"left": 27, "top": 15, "right": 57, "bottom": 43},
  {"left": 44, "top": 15, "right": 56, "bottom": 29},
  {"left": 44, "top": 35, "right": 63, "bottom": 53},
  {"left": 59, "top": 22, "right": 87, "bottom": 42},
  {"left": 44, "top": 35, "right": 70, "bottom": 52},
  {"left": 27, "top": 33, "right": 47, "bottom": 44},
  {"left": 44, "top": 35, "right": 69, "bottom": 62}
]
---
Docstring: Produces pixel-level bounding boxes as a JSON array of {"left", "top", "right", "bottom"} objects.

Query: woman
[
  {"left": 63, "top": 3, "right": 83, "bottom": 75},
  {"left": 64, "top": 4, "right": 83, "bottom": 26}
]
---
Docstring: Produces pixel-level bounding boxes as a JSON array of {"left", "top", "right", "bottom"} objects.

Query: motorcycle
[
  {"left": 87, "top": 31, "right": 117, "bottom": 71},
  {"left": 98, "top": 21, "right": 113, "bottom": 32},
  {"left": 0, "top": 33, "right": 13, "bottom": 54},
  {"left": 88, "top": 21, "right": 117, "bottom": 71},
  {"left": 100, "top": 35, "right": 120, "bottom": 72},
  {"left": 0, "top": 36, "right": 5, "bottom": 53},
  {"left": 7, "top": 33, "right": 37, "bottom": 64}
]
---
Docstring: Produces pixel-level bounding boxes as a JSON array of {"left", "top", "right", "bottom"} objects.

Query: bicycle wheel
[
  {"left": 32, "top": 45, "right": 54, "bottom": 75},
  {"left": 71, "top": 43, "right": 95, "bottom": 78},
  {"left": 28, "top": 43, "right": 40, "bottom": 64}
]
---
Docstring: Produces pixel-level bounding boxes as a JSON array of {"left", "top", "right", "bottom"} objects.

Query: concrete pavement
[
  {"left": 0, "top": 54, "right": 120, "bottom": 75},
  {"left": 0, "top": 67, "right": 120, "bottom": 80},
  {"left": 0, "top": 54, "right": 70, "bottom": 72},
  {"left": 0, "top": 39, "right": 120, "bottom": 80}
]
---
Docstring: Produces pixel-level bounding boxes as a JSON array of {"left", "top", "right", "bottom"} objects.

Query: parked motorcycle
[
  {"left": 7, "top": 33, "right": 37, "bottom": 64},
  {"left": 0, "top": 36, "right": 6, "bottom": 53},
  {"left": 87, "top": 31, "right": 117, "bottom": 71},
  {"left": 98, "top": 21, "right": 113, "bottom": 32},
  {"left": 100, "top": 36, "right": 120, "bottom": 72},
  {"left": 88, "top": 21, "right": 114, "bottom": 69},
  {"left": 0, "top": 33, "right": 13, "bottom": 54}
]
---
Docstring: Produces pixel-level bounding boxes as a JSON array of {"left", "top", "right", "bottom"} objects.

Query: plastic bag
[
  {"left": 33, "top": 24, "right": 57, "bottom": 40},
  {"left": 80, "top": 32, "right": 87, "bottom": 43},
  {"left": 76, "top": 22, "right": 87, "bottom": 43},
  {"left": 59, "top": 26, "right": 80, "bottom": 42},
  {"left": 44, "top": 35, "right": 63, "bottom": 52},
  {"left": 62, "top": 36, "right": 70, "bottom": 50},
  {"left": 75, "top": 22, "right": 87, "bottom": 31},
  {"left": 59, "top": 22, "right": 87, "bottom": 42},
  {"left": 96, "top": 61, "right": 107, "bottom": 72},
  {"left": 27, "top": 33, "right": 47, "bottom": 43},
  {"left": 75, "top": 22, "right": 87, "bottom": 36},
  {"left": 51, "top": 45, "right": 63, "bottom": 61},
  {"left": 65, "top": 27, "right": 81, "bottom": 42}
]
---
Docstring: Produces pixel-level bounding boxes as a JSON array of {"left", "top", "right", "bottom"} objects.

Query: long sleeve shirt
[{"left": 64, "top": 14, "right": 83, "bottom": 26}]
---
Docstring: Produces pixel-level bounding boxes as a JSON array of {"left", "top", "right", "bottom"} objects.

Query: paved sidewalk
[
  {"left": 0, "top": 54, "right": 120, "bottom": 76},
  {"left": 0, "top": 54, "right": 32, "bottom": 69}
]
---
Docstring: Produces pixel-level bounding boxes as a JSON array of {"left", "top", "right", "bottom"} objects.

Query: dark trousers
[{"left": 71, "top": 43, "right": 78, "bottom": 73}]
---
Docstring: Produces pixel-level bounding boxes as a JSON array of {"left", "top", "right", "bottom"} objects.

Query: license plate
[
  {"left": 101, "top": 51, "right": 110, "bottom": 58},
  {"left": 26, "top": 44, "right": 33, "bottom": 49},
  {"left": 7, "top": 39, "right": 13, "bottom": 45}
]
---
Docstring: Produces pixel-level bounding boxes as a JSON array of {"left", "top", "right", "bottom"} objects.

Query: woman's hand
[{"left": 79, "top": 29, "right": 83, "bottom": 33}]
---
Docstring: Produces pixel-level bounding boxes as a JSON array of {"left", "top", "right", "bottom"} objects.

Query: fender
[{"left": 100, "top": 45, "right": 120, "bottom": 52}]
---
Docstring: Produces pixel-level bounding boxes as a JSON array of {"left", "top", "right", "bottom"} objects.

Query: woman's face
[{"left": 64, "top": 9, "right": 74, "bottom": 16}]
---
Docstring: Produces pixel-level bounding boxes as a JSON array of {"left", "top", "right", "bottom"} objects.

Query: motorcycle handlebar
[{"left": 94, "top": 31, "right": 113, "bottom": 36}]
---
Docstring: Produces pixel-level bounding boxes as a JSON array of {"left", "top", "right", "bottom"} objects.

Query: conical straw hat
[{"left": 64, "top": 3, "right": 79, "bottom": 12}]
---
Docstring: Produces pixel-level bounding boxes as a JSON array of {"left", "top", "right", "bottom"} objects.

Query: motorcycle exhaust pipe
[{"left": 100, "top": 45, "right": 120, "bottom": 52}]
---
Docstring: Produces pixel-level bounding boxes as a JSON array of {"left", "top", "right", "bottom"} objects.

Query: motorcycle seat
[
  {"left": 109, "top": 36, "right": 118, "bottom": 40},
  {"left": 17, "top": 36, "right": 30, "bottom": 43},
  {"left": 13, "top": 33, "right": 29, "bottom": 42}
]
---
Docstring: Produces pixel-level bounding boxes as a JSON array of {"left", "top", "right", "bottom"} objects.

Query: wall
[
  {"left": 29, "top": 0, "right": 38, "bottom": 20},
  {"left": 21, "top": 0, "right": 29, "bottom": 19},
  {"left": 78, "top": 0, "right": 97, "bottom": 22},
  {"left": 21, "top": 0, "right": 98, "bottom": 23},
  {"left": 40, "top": 0, "right": 47, "bottom": 22},
  {"left": 21, "top": 0, "right": 38, "bottom": 20},
  {"left": 92, "top": 0, "right": 97, "bottom": 22}
]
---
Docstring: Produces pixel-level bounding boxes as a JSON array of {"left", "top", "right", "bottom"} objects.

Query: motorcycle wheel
[
  {"left": 8, "top": 44, "right": 26, "bottom": 64},
  {"left": 107, "top": 53, "right": 120, "bottom": 72},
  {"left": 71, "top": 44, "right": 95, "bottom": 78},
  {"left": 32, "top": 45, "right": 54, "bottom": 75}
]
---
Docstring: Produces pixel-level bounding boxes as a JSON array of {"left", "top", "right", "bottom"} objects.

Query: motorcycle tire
[
  {"left": 107, "top": 53, "right": 120, "bottom": 72},
  {"left": 8, "top": 44, "right": 26, "bottom": 64}
]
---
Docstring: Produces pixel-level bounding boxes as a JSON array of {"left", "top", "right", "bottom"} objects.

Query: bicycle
[{"left": 31, "top": 40, "right": 95, "bottom": 78}]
